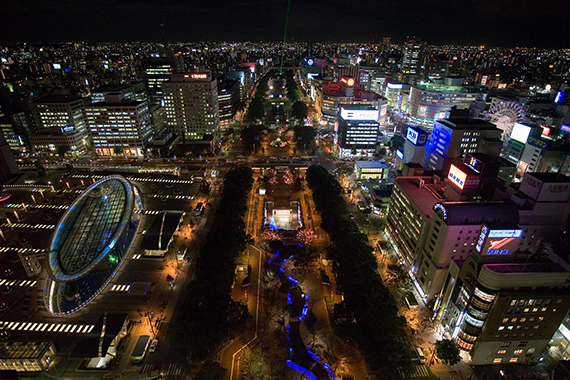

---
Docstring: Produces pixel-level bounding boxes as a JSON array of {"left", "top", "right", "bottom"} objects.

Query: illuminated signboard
[
  {"left": 488, "top": 229, "right": 523, "bottom": 238},
  {"left": 340, "top": 108, "right": 379, "bottom": 121},
  {"left": 476, "top": 225, "right": 489, "bottom": 253},
  {"left": 191, "top": 73, "right": 208, "bottom": 79},
  {"left": 555, "top": 91, "right": 564, "bottom": 103},
  {"left": 510, "top": 122, "right": 531, "bottom": 144},
  {"left": 481, "top": 75, "right": 488, "bottom": 86},
  {"left": 541, "top": 126, "right": 550, "bottom": 136},
  {"left": 448, "top": 164, "right": 467, "bottom": 190},
  {"left": 464, "top": 155, "right": 485, "bottom": 174},
  {"left": 561, "top": 124, "right": 570, "bottom": 133},
  {"left": 307, "top": 73, "right": 318, "bottom": 80},
  {"left": 406, "top": 128, "right": 419, "bottom": 145},
  {"left": 387, "top": 83, "right": 403, "bottom": 89},
  {"left": 433, "top": 203, "right": 448, "bottom": 221},
  {"left": 527, "top": 136, "right": 551, "bottom": 150},
  {"left": 52, "top": 63, "right": 61, "bottom": 70},
  {"left": 340, "top": 77, "right": 355, "bottom": 87},
  {"left": 60, "top": 125, "right": 75, "bottom": 133},
  {"left": 396, "top": 149, "right": 404, "bottom": 160},
  {"left": 307, "top": 58, "right": 314, "bottom": 66},
  {"left": 516, "top": 161, "right": 528, "bottom": 177}
]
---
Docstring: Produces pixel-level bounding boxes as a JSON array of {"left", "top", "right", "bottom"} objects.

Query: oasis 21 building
[{"left": 45, "top": 175, "right": 142, "bottom": 316}]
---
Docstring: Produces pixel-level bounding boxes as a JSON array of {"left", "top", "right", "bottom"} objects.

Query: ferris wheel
[{"left": 485, "top": 101, "right": 526, "bottom": 141}]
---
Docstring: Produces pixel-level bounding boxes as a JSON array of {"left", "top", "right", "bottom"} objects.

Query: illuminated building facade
[
  {"left": 423, "top": 118, "right": 502, "bottom": 172},
  {"left": 402, "top": 37, "right": 425, "bottom": 80},
  {"left": 162, "top": 72, "right": 220, "bottom": 141},
  {"left": 336, "top": 106, "right": 380, "bottom": 157},
  {"left": 317, "top": 78, "right": 388, "bottom": 128},
  {"left": 30, "top": 95, "right": 89, "bottom": 155},
  {"left": 85, "top": 94, "right": 153, "bottom": 157},
  {"left": 408, "top": 82, "right": 479, "bottom": 123},
  {"left": 0, "top": 341, "right": 56, "bottom": 372},
  {"left": 354, "top": 160, "right": 389, "bottom": 180},
  {"left": 142, "top": 57, "right": 185, "bottom": 106},
  {"left": 45, "top": 175, "right": 142, "bottom": 316},
  {"left": 440, "top": 252, "right": 570, "bottom": 365}
]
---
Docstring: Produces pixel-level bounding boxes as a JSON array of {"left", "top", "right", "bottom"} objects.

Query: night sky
[{"left": 1, "top": 0, "right": 568, "bottom": 48}]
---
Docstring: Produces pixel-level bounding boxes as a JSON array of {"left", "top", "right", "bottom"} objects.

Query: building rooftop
[
  {"left": 415, "top": 82, "right": 470, "bottom": 93},
  {"left": 395, "top": 176, "right": 444, "bottom": 218},
  {"left": 525, "top": 172, "right": 570, "bottom": 184},
  {"left": 356, "top": 160, "right": 389, "bottom": 169},
  {"left": 437, "top": 202, "right": 519, "bottom": 225},
  {"left": 484, "top": 262, "right": 568, "bottom": 275},
  {"left": 437, "top": 118, "right": 500, "bottom": 131},
  {"left": 33, "top": 94, "right": 82, "bottom": 104}
]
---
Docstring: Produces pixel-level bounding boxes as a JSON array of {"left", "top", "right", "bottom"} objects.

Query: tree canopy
[
  {"left": 291, "top": 100, "right": 309, "bottom": 120},
  {"left": 435, "top": 339, "right": 461, "bottom": 366}
]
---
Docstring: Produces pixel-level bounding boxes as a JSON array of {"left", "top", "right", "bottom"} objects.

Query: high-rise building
[
  {"left": 142, "top": 57, "right": 185, "bottom": 106},
  {"left": 162, "top": 73, "right": 220, "bottom": 141},
  {"left": 423, "top": 118, "right": 503, "bottom": 172},
  {"left": 336, "top": 106, "right": 380, "bottom": 157},
  {"left": 0, "top": 130, "right": 20, "bottom": 185},
  {"left": 217, "top": 79, "right": 240, "bottom": 126},
  {"left": 402, "top": 37, "right": 425, "bottom": 82},
  {"left": 30, "top": 95, "right": 89, "bottom": 155},
  {"left": 408, "top": 81, "right": 479, "bottom": 123},
  {"left": 85, "top": 93, "right": 153, "bottom": 157}
]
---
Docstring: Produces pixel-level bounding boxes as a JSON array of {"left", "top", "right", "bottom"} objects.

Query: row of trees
[
  {"left": 306, "top": 165, "right": 407, "bottom": 374},
  {"left": 171, "top": 167, "right": 254, "bottom": 362},
  {"left": 245, "top": 70, "right": 275, "bottom": 121}
]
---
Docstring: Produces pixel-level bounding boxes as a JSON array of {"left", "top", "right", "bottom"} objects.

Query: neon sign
[
  {"left": 191, "top": 73, "right": 208, "bottom": 79},
  {"left": 340, "top": 77, "right": 355, "bottom": 87},
  {"left": 433, "top": 203, "right": 448, "bottom": 221},
  {"left": 406, "top": 128, "right": 419, "bottom": 145},
  {"left": 448, "top": 165, "right": 467, "bottom": 190},
  {"left": 561, "top": 124, "right": 570, "bottom": 133},
  {"left": 488, "top": 229, "right": 523, "bottom": 238},
  {"left": 476, "top": 225, "right": 488, "bottom": 253},
  {"left": 396, "top": 149, "right": 404, "bottom": 160},
  {"left": 487, "top": 249, "right": 510, "bottom": 255}
]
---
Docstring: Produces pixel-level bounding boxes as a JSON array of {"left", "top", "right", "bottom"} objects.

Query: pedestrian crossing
[
  {"left": 0, "top": 246, "right": 45, "bottom": 254},
  {"left": 132, "top": 254, "right": 142, "bottom": 260},
  {"left": 110, "top": 284, "right": 132, "bottom": 292},
  {"left": 141, "top": 363, "right": 185, "bottom": 376},
  {"left": 398, "top": 365, "right": 430, "bottom": 379},
  {"left": 0, "top": 279, "right": 37, "bottom": 287},
  {"left": 0, "top": 321, "right": 94, "bottom": 334},
  {"left": 3, "top": 203, "right": 68, "bottom": 210},
  {"left": 72, "top": 174, "right": 194, "bottom": 185},
  {"left": 0, "top": 222, "right": 55, "bottom": 230}
]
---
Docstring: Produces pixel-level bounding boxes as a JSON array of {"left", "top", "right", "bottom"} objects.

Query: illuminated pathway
[
  {"left": 270, "top": 250, "right": 332, "bottom": 380},
  {"left": 0, "top": 321, "right": 94, "bottom": 334}
]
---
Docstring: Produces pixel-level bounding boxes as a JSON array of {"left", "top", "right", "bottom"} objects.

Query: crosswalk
[
  {"left": 110, "top": 284, "right": 132, "bottom": 292},
  {"left": 0, "top": 222, "right": 55, "bottom": 230},
  {"left": 3, "top": 203, "right": 69, "bottom": 210},
  {"left": 398, "top": 365, "right": 430, "bottom": 379},
  {"left": 72, "top": 174, "right": 194, "bottom": 185},
  {"left": 0, "top": 279, "right": 37, "bottom": 287},
  {"left": 141, "top": 363, "right": 185, "bottom": 376},
  {"left": 0, "top": 246, "right": 45, "bottom": 254},
  {"left": 0, "top": 321, "right": 94, "bottom": 334}
]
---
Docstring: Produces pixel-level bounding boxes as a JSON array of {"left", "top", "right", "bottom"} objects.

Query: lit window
[
  {"left": 498, "top": 326, "right": 505, "bottom": 331},
  {"left": 514, "top": 349, "right": 523, "bottom": 355},
  {"left": 493, "top": 358, "right": 503, "bottom": 363},
  {"left": 497, "top": 350, "right": 507, "bottom": 355},
  {"left": 502, "top": 318, "right": 509, "bottom": 323},
  {"left": 509, "top": 357, "right": 519, "bottom": 363}
]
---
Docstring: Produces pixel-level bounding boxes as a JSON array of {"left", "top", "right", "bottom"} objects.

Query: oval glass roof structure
[{"left": 47, "top": 175, "right": 136, "bottom": 282}]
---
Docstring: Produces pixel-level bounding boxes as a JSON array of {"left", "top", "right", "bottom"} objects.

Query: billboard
[
  {"left": 464, "top": 154, "right": 484, "bottom": 174},
  {"left": 406, "top": 126, "right": 428, "bottom": 146},
  {"left": 448, "top": 164, "right": 467, "bottom": 190},
  {"left": 60, "top": 125, "right": 75, "bottom": 133},
  {"left": 396, "top": 149, "right": 404, "bottom": 160},
  {"left": 527, "top": 136, "right": 551, "bottom": 150},
  {"left": 510, "top": 122, "right": 531, "bottom": 144},
  {"left": 475, "top": 225, "right": 523, "bottom": 255},
  {"left": 562, "top": 124, "right": 570, "bottom": 133},
  {"left": 340, "top": 108, "right": 379, "bottom": 121},
  {"left": 516, "top": 161, "right": 528, "bottom": 177},
  {"left": 555, "top": 91, "right": 565, "bottom": 103}
]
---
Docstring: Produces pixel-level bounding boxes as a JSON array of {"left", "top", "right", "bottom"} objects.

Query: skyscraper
[
  {"left": 142, "top": 57, "right": 185, "bottom": 106},
  {"left": 162, "top": 73, "right": 220, "bottom": 142},
  {"left": 402, "top": 37, "right": 425, "bottom": 82}
]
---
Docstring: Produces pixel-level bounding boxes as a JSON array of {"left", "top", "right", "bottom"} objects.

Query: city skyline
[{"left": 2, "top": 0, "right": 570, "bottom": 48}]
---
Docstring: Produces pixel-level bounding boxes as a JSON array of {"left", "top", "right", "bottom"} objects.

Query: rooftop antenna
[{"left": 279, "top": 0, "right": 291, "bottom": 76}]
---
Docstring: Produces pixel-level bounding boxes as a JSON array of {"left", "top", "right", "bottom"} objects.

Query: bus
[
  {"left": 194, "top": 202, "right": 204, "bottom": 216},
  {"left": 132, "top": 335, "right": 151, "bottom": 363}
]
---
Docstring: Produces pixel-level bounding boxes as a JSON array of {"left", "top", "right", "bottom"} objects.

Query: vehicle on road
[
  {"left": 149, "top": 339, "right": 158, "bottom": 353},
  {"left": 132, "top": 335, "right": 151, "bottom": 363},
  {"left": 415, "top": 347, "right": 426, "bottom": 364},
  {"left": 194, "top": 202, "right": 204, "bottom": 216}
]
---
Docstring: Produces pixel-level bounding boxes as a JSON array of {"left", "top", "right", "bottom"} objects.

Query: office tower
[
  {"left": 85, "top": 93, "right": 153, "bottom": 157},
  {"left": 336, "top": 106, "right": 380, "bottom": 158},
  {"left": 0, "top": 129, "right": 20, "bottom": 185},
  {"left": 162, "top": 73, "right": 220, "bottom": 141},
  {"left": 29, "top": 95, "right": 89, "bottom": 155},
  {"left": 403, "top": 126, "right": 429, "bottom": 165},
  {"left": 91, "top": 83, "right": 147, "bottom": 104},
  {"left": 402, "top": 37, "right": 425, "bottom": 82},
  {"left": 423, "top": 118, "right": 502, "bottom": 172},
  {"left": 142, "top": 57, "right": 185, "bottom": 106},
  {"left": 217, "top": 79, "right": 240, "bottom": 126},
  {"left": 441, "top": 235, "right": 570, "bottom": 365},
  {"left": 408, "top": 80, "right": 479, "bottom": 123}
]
